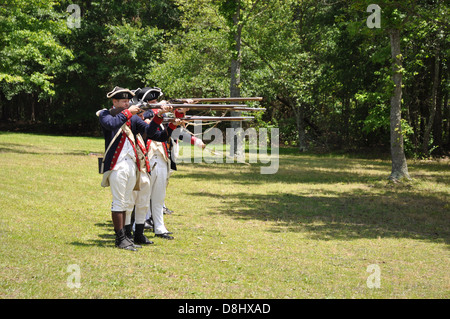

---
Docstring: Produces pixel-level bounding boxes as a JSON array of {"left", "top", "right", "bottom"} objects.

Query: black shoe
[
  {"left": 128, "top": 240, "right": 142, "bottom": 249},
  {"left": 134, "top": 224, "right": 154, "bottom": 245},
  {"left": 115, "top": 228, "right": 137, "bottom": 251},
  {"left": 155, "top": 232, "right": 174, "bottom": 240},
  {"left": 135, "top": 235, "right": 154, "bottom": 245}
]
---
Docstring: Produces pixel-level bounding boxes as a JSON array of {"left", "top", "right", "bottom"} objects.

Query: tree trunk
[
  {"left": 276, "top": 95, "right": 308, "bottom": 151},
  {"left": 388, "top": 29, "right": 410, "bottom": 182},
  {"left": 422, "top": 46, "right": 440, "bottom": 155},
  {"left": 433, "top": 73, "right": 443, "bottom": 150},
  {"left": 31, "top": 93, "right": 36, "bottom": 122},
  {"left": 0, "top": 92, "right": 4, "bottom": 121},
  {"left": 293, "top": 105, "right": 307, "bottom": 152},
  {"left": 444, "top": 91, "right": 449, "bottom": 148},
  {"left": 230, "top": 1, "right": 243, "bottom": 157}
]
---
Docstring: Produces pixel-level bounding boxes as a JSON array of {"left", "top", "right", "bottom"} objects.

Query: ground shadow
[
  {"left": 69, "top": 221, "right": 115, "bottom": 248},
  {"left": 174, "top": 155, "right": 449, "bottom": 245},
  {"left": 69, "top": 221, "right": 161, "bottom": 248},
  {"left": 190, "top": 188, "right": 449, "bottom": 246},
  {"left": 0, "top": 142, "right": 92, "bottom": 156},
  {"left": 176, "top": 156, "right": 449, "bottom": 186}
]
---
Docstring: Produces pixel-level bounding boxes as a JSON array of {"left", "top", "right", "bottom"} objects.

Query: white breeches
[
  {"left": 147, "top": 153, "right": 170, "bottom": 234},
  {"left": 109, "top": 156, "right": 137, "bottom": 212},
  {"left": 125, "top": 171, "right": 151, "bottom": 225}
]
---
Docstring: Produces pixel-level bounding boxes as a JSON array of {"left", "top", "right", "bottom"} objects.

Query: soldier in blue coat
[{"left": 98, "top": 86, "right": 179, "bottom": 251}]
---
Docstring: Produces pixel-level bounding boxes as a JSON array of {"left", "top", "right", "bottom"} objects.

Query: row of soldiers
[{"left": 97, "top": 86, "right": 204, "bottom": 251}]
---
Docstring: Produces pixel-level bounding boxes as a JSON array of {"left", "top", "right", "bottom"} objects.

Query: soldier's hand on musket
[
  {"left": 177, "top": 107, "right": 189, "bottom": 114},
  {"left": 159, "top": 104, "right": 173, "bottom": 115},
  {"left": 128, "top": 104, "right": 142, "bottom": 115},
  {"left": 176, "top": 99, "right": 193, "bottom": 114},
  {"left": 172, "top": 118, "right": 182, "bottom": 126}
]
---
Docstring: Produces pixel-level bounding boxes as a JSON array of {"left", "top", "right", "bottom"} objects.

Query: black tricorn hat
[
  {"left": 106, "top": 86, "right": 135, "bottom": 99},
  {"left": 135, "top": 87, "right": 163, "bottom": 102}
]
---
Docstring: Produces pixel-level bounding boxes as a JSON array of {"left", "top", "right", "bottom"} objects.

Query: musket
[
  {"left": 109, "top": 97, "right": 264, "bottom": 116},
  {"left": 109, "top": 105, "right": 262, "bottom": 117},
  {"left": 138, "top": 102, "right": 265, "bottom": 112},
  {"left": 171, "top": 97, "right": 263, "bottom": 103},
  {"left": 162, "top": 116, "right": 254, "bottom": 123}
]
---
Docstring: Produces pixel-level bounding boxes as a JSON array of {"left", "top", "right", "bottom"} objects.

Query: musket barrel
[
  {"left": 162, "top": 116, "right": 254, "bottom": 122},
  {"left": 172, "top": 97, "right": 263, "bottom": 103},
  {"left": 211, "top": 107, "right": 265, "bottom": 111},
  {"left": 140, "top": 104, "right": 265, "bottom": 111},
  {"left": 142, "top": 103, "right": 246, "bottom": 108}
]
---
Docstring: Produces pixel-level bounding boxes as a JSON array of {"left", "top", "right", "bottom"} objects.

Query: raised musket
[
  {"left": 171, "top": 97, "right": 263, "bottom": 103},
  {"left": 138, "top": 102, "right": 265, "bottom": 112},
  {"left": 162, "top": 116, "right": 254, "bottom": 123}
]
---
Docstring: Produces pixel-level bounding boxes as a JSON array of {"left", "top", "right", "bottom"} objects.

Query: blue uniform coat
[{"left": 99, "top": 108, "right": 173, "bottom": 173}]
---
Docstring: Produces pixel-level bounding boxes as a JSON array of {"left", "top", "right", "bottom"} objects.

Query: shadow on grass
[
  {"left": 0, "top": 142, "right": 92, "bottom": 156},
  {"left": 175, "top": 158, "right": 449, "bottom": 246},
  {"left": 70, "top": 221, "right": 160, "bottom": 248},
  {"left": 176, "top": 157, "right": 449, "bottom": 186},
  {"left": 192, "top": 189, "right": 450, "bottom": 245},
  {"left": 70, "top": 221, "right": 115, "bottom": 248}
]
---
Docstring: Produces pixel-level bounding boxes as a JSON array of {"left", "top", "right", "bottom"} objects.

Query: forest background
[{"left": 0, "top": 0, "right": 449, "bottom": 161}]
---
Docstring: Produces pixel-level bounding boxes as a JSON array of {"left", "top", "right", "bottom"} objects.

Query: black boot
[
  {"left": 115, "top": 228, "right": 137, "bottom": 251},
  {"left": 124, "top": 224, "right": 142, "bottom": 249},
  {"left": 124, "top": 224, "right": 133, "bottom": 240},
  {"left": 134, "top": 224, "right": 154, "bottom": 245}
]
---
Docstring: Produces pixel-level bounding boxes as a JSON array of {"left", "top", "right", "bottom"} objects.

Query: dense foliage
[{"left": 0, "top": 0, "right": 448, "bottom": 158}]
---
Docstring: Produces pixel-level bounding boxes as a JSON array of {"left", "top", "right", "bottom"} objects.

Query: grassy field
[{"left": 0, "top": 131, "right": 449, "bottom": 299}]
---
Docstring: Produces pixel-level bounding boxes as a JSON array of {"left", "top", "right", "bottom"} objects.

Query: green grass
[{"left": 0, "top": 131, "right": 449, "bottom": 299}]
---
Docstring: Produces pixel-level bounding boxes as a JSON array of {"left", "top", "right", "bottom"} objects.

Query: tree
[
  {"left": 52, "top": 0, "right": 179, "bottom": 129},
  {"left": 388, "top": 27, "right": 410, "bottom": 181},
  {"left": 147, "top": 0, "right": 272, "bottom": 149},
  {"left": 220, "top": 0, "right": 244, "bottom": 156},
  {"left": 349, "top": 1, "right": 414, "bottom": 181},
  {"left": 216, "top": 0, "right": 272, "bottom": 156},
  {"left": 0, "top": 0, "right": 73, "bottom": 121},
  {"left": 240, "top": 0, "right": 327, "bottom": 151}
]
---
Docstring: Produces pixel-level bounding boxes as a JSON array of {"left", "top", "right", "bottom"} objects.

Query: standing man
[
  {"left": 132, "top": 87, "right": 186, "bottom": 240},
  {"left": 124, "top": 88, "right": 181, "bottom": 245},
  {"left": 98, "top": 86, "right": 177, "bottom": 251}
]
